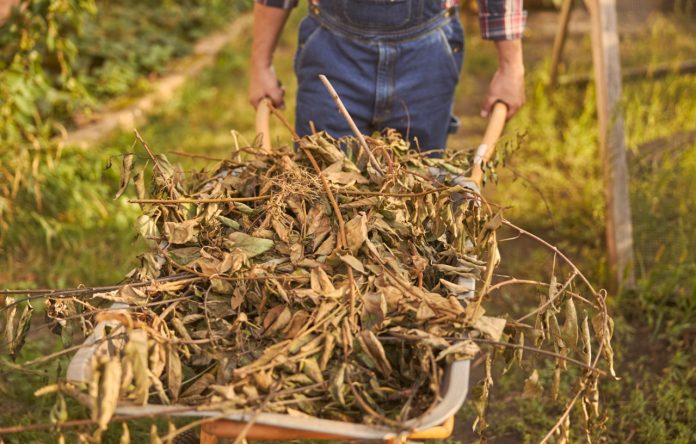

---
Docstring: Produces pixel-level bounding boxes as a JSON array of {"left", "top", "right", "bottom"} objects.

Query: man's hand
[
  {"left": 482, "top": 39, "right": 525, "bottom": 119},
  {"left": 249, "top": 64, "right": 285, "bottom": 109},
  {"left": 248, "top": 4, "right": 291, "bottom": 109}
]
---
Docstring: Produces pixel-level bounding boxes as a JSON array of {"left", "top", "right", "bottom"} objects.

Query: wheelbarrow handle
[
  {"left": 469, "top": 101, "right": 508, "bottom": 186},
  {"left": 255, "top": 97, "right": 272, "bottom": 151}
]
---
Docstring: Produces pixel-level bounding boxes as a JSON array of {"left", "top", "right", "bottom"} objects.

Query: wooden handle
[
  {"left": 469, "top": 101, "right": 508, "bottom": 186},
  {"left": 255, "top": 97, "right": 272, "bottom": 151}
]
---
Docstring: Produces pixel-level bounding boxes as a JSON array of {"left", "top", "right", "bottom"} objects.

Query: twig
[
  {"left": 232, "top": 382, "right": 281, "bottom": 444},
  {"left": 335, "top": 187, "right": 454, "bottom": 198},
  {"left": 539, "top": 381, "right": 586, "bottom": 444},
  {"left": 345, "top": 370, "right": 403, "bottom": 428},
  {"left": 168, "top": 151, "right": 227, "bottom": 162},
  {"left": 129, "top": 196, "right": 268, "bottom": 205},
  {"left": 134, "top": 130, "right": 167, "bottom": 184},
  {"left": 503, "top": 220, "right": 599, "bottom": 296},
  {"left": 467, "top": 337, "right": 604, "bottom": 375},
  {"left": 380, "top": 335, "right": 604, "bottom": 375},
  {"left": 347, "top": 268, "right": 358, "bottom": 332},
  {"left": 1, "top": 274, "right": 198, "bottom": 309},
  {"left": 484, "top": 278, "right": 597, "bottom": 309},
  {"left": 318, "top": 75, "right": 384, "bottom": 176}
]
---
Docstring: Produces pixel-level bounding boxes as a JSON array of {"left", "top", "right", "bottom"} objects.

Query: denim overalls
[{"left": 294, "top": 0, "right": 464, "bottom": 153}]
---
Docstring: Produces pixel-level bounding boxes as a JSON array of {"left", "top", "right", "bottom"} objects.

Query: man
[{"left": 249, "top": 0, "right": 525, "bottom": 152}]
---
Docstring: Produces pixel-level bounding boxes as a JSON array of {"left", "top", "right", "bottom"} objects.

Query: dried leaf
[
  {"left": 561, "top": 298, "right": 579, "bottom": 348},
  {"left": 115, "top": 153, "right": 134, "bottom": 199},
  {"left": 472, "top": 316, "right": 506, "bottom": 341},
  {"left": 358, "top": 330, "right": 392, "bottom": 376},
  {"left": 93, "top": 356, "right": 122, "bottom": 430},
  {"left": 345, "top": 213, "right": 368, "bottom": 255},
  {"left": 164, "top": 219, "right": 199, "bottom": 244},
  {"left": 225, "top": 232, "right": 274, "bottom": 257},
  {"left": 522, "top": 369, "right": 543, "bottom": 398},
  {"left": 167, "top": 346, "right": 182, "bottom": 401},
  {"left": 361, "top": 292, "right": 387, "bottom": 330},
  {"left": 338, "top": 254, "right": 366, "bottom": 274},
  {"left": 125, "top": 330, "right": 150, "bottom": 405}
]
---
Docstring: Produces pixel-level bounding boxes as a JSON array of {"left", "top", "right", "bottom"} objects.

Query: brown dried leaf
[
  {"left": 561, "top": 298, "right": 579, "bottom": 348},
  {"left": 164, "top": 219, "right": 199, "bottom": 245},
  {"left": 302, "top": 357, "right": 324, "bottom": 383},
  {"left": 263, "top": 306, "right": 292, "bottom": 335},
  {"left": 310, "top": 267, "right": 335, "bottom": 294},
  {"left": 120, "top": 422, "right": 131, "bottom": 444},
  {"left": 436, "top": 339, "right": 480, "bottom": 362},
  {"left": 94, "top": 356, "right": 122, "bottom": 430},
  {"left": 416, "top": 302, "right": 436, "bottom": 321},
  {"left": 522, "top": 369, "right": 543, "bottom": 398},
  {"left": 345, "top": 213, "right": 368, "bottom": 255},
  {"left": 124, "top": 330, "right": 150, "bottom": 405},
  {"left": 473, "top": 316, "right": 507, "bottom": 341},
  {"left": 114, "top": 153, "right": 134, "bottom": 199},
  {"left": 358, "top": 330, "right": 392, "bottom": 376},
  {"left": 339, "top": 254, "right": 366, "bottom": 274},
  {"left": 361, "top": 292, "right": 387, "bottom": 330},
  {"left": 167, "top": 346, "right": 182, "bottom": 401}
]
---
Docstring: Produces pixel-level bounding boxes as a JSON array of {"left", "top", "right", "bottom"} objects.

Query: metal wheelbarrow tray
[{"left": 66, "top": 311, "right": 470, "bottom": 441}]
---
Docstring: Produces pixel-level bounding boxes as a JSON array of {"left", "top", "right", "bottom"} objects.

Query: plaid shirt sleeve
[
  {"left": 477, "top": 0, "right": 527, "bottom": 40},
  {"left": 255, "top": 0, "right": 299, "bottom": 8}
]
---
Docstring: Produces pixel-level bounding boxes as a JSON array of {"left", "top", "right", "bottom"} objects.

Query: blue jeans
[{"left": 294, "top": 0, "right": 464, "bottom": 154}]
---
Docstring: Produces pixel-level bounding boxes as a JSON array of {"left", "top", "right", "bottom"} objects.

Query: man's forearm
[
  {"left": 495, "top": 40, "right": 524, "bottom": 74},
  {"left": 482, "top": 39, "right": 525, "bottom": 117},
  {"left": 251, "top": 4, "right": 292, "bottom": 70}
]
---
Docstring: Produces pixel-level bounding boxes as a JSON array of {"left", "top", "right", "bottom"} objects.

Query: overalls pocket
[
  {"left": 340, "top": 0, "right": 412, "bottom": 29},
  {"left": 294, "top": 17, "right": 323, "bottom": 75},
  {"left": 438, "top": 17, "right": 465, "bottom": 82}
]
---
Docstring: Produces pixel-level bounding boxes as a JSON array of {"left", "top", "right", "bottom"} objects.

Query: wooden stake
[
  {"left": 549, "top": 0, "right": 574, "bottom": 88},
  {"left": 585, "top": 0, "right": 636, "bottom": 290}
]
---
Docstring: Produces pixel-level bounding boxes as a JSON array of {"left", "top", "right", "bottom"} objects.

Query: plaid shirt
[{"left": 255, "top": 0, "right": 526, "bottom": 40}]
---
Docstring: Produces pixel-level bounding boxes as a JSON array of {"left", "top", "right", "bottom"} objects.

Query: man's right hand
[
  {"left": 249, "top": 64, "right": 285, "bottom": 109},
  {"left": 248, "top": 3, "right": 291, "bottom": 109}
]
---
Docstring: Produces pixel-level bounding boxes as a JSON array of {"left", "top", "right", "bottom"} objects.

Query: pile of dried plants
[{"left": 1, "top": 107, "right": 614, "bottom": 443}]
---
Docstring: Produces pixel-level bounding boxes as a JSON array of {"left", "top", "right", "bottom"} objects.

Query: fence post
[
  {"left": 549, "top": 0, "right": 574, "bottom": 88},
  {"left": 585, "top": 0, "right": 636, "bottom": 290}
]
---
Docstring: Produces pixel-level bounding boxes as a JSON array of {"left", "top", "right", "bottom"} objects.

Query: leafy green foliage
[{"left": 0, "top": 0, "right": 245, "bottom": 287}]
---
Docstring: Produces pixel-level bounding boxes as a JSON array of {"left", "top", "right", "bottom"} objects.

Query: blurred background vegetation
[{"left": 1, "top": 0, "right": 695, "bottom": 442}]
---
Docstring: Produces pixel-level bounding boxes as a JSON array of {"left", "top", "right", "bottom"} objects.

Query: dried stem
[
  {"left": 134, "top": 129, "right": 172, "bottom": 194},
  {"left": 335, "top": 187, "right": 453, "bottom": 198},
  {"left": 468, "top": 337, "right": 605, "bottom": 375},
  {"left": 539, "top": 381, "right": 586, "bottom": 444},
  {"left": 1, "top": 274, "right": 198, "bottom": 309},
  {"left": 318, "top": 75, "right": 384, "bottom": 176},
  {"left": 130, "top": 196, "right": 268, "bottom": 205},
  {"left": 168, "top": 151, "right": 226, "bottom": 162},
  {"left": 485, "top": 278, "right": 597, "bottom": 309}
]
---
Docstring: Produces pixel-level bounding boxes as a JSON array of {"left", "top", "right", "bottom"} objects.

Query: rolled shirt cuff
[
  {"left": 479, "top": 10, "right": 527, "bottom": 40},
  {"left": 255, "top": 0, "right": 298, "bottom": 9}
]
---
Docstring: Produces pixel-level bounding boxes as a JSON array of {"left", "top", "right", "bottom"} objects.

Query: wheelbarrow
[{"left": 67, "top": 99, "right": 508, "bottom": 443}]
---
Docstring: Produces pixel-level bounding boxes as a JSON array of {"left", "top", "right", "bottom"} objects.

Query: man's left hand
[{"left": 482, "top": 40, "right": 525, "bottom": 119}]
